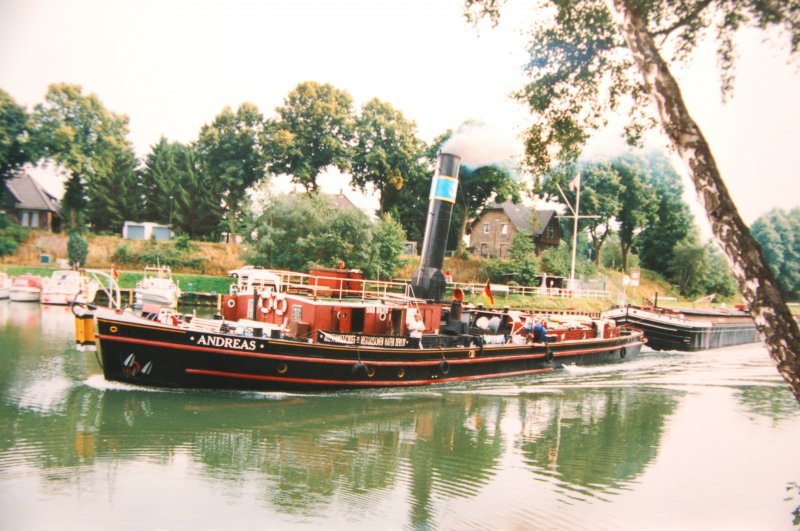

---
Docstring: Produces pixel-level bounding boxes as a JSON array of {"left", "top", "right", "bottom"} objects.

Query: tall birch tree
[{"left": 464, "top": 0, "right": 800, "bottom": 402}]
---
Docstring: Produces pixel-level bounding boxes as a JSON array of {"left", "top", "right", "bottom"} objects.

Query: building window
[
  {"left": 501, "top": 224, "right": 508, "bottom": 238},
  {"left": 499, "top": 244, "right": 507, "bottom": 258},
  {"left": 31, "top": 211, "right": 39, "bottom": 228},
  {"left": 483, "top": 223, "right": 490, "bottom": 234},
  {"left": 545, "top": 224, "right": 555, "bottom": 239},
  {"left": 480, "top": 243, "right": 489, "bottom": 257},
  {"left": 20, "top": 211, "right": 29, "bottom": 227}
]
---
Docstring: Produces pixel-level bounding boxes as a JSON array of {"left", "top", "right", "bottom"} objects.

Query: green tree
[
  {"left": 636, "top": 152, "right": 693, "bottom": 275},
  {"left": 667, "top": 236, "right": 710, "bottom": 299},
  {"left": 0, "top": 89, "right": 31, "bottom": 183},
  {"left": 351, "top": 98, "right": 428, "bottom": 215},
  {"left": 266, "top": 81, "right": 355, "bottom": 192},
  {"left": 365, "top": 213, "right": 407, "bottom": 280},
  {"left": 141, "top": 137, "right": 178, "bottom": 224},
  {"left": 31, "top": 83, "right": 133, "bottom": 231},
  {"left": 171, "top": 143, "right": 225, "bottom": 240},
  {"left": 667, "top": 235, "right": 736, "bottom": 299},
  {"left": 245, "top": 194, "right": 405, "bottom": 279},
  {"left": 67, "top": 231, "right": 88, "bottom": 267},
  {"left": 507, "top": 230, "right": 540, "bottom": 285},
  {"left": 702, "top": 245, "right": 738, "bottom": 299},
  {"left": 574, "top": 162, "right": 622, "bottom": 268},
  {"left": 86, "top": 147, "right": 141, "bottom": 233},
  {"left": 196, "top": 103, "right": 266, "bottom": 243},
  {"left": 540, "top": 237, "right": 595, "bottom": 279},
  {"left": 465, "top": 0, "right": 800, "bottom": 402},
  {"left": 752, "top": 209, "right": 800, "bottom": 299},
  {"left": 612, "top": 155, "right": 655, "bottom": 272},
  {"left": 0, "top": 213, "right": 28, "bottom": 257}
]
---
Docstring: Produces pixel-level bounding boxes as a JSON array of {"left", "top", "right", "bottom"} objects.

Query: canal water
[{"left": 1, "top": 301, "right": 799, "bottom": 530}]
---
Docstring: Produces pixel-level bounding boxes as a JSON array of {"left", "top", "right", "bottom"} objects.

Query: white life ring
[
  {"left": 274, "top": 294, "right": 288, "bottom": 316},
  {"left": 378, "top": 309, "right": 388, "bottom": 321},
  {"left": 226, "top": 298, "right": 236, "bottom": 309},
  {"left": 258, "top": 293, "right": 274, "bottom": 314}
]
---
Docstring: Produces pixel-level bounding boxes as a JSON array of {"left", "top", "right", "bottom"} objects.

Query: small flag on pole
[
  {"left": 112, "top": 266, "right": 119, "bottom": 280},
  {"left": 569, "top": 173, "right": 581, "bottom": 191},
  {"left": 483, "top": 281, "right": 494, "bottom": 307}
]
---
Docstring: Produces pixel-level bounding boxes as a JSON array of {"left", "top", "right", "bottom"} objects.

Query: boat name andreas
[{"left": 194, "top": 334, "right": 258, "bottom": 351}]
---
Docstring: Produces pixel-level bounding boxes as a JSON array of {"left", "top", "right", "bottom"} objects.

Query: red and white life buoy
[
  {"left": 274, "top": 294, "right": 288, "bottom": 316},
  {"left": 259, "top": 293, "right": 274, "bottom": 314},
  {"left": 226, "top": 298, "right": 236, "bottom": 309}
]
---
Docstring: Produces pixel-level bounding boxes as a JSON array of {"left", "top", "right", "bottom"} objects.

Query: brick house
[
  {"left": 2, "top": 173, "right": 62, "bottom": 232},
  {"left": 468, "top": 201, "right": 561, "bottom": 258}
]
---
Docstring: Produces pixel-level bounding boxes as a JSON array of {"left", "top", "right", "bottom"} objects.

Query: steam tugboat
[{"left": 77, "top": 153, "right": 646, "bottom": 391}]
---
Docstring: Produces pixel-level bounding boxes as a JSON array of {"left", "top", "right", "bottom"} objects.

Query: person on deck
[
  {"left": 407, "top": 312, "right": 425, "bottom": 349},
  {"left": 532, "top": 318, "right": 547, "bottom": 343},
  {"left": 408, "top": 312, "right": 425, "bottom": 339}
]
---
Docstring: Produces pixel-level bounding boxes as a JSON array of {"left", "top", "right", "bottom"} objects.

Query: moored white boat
[
  {"left": 134, "top": 266, "right": 181, "bottom": 310},
  {"left": 0, "top": 272, "right": 10, "bottom": 299},
  {"left": 41, "top": 269, "right": 99, "bottom": 305},
  {"left": 9, "top": 274, "right": 43, "bottom": 302}
]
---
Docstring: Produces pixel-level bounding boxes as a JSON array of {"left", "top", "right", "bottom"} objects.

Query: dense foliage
[
  {"left": 67, "top": 231, "right": 88, "bottom": 267},
  {"left": 0, "top": 89, "right": 31, "bottom": 183},
  {"left": 244, "top": 193, "right": 407, "bottom": 280},
  {"left": 0, "top": 213, "right": 28, "bottom": 257},
  {"left": 751, "top": 208, "right": 800, "bottom": 299},
  {"left": 112, "top": 236, "right": 205, "bottom": 271}
]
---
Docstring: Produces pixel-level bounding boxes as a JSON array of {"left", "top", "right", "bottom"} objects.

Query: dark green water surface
[{"left": 1, "top": 301, "right": 799, "bottom": 530}]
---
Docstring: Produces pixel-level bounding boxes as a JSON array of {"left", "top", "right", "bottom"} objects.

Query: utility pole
[{"left": 556, "top": 174, "right": 598, "bottom": 292}]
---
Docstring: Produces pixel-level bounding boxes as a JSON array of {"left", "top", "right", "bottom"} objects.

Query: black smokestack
[{"left": 411, "top": 152, "right": 461, "bottom": 301}]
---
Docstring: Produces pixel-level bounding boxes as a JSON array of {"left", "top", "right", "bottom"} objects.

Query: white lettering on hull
[{"left": 194, "top": 335, "right": 258, "bottom": 351}]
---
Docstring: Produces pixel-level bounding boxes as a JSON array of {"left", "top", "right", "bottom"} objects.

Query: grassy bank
[{"left": 6, "top": 231, "right": 733, "bottom": 313}]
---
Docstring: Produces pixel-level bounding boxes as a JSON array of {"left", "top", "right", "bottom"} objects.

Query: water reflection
[
  {"left": 517, "top": 388, "right": 678, "bottom": 500},
  {"left": 1, "top": 375, "right": 681, "bottom": 529}
]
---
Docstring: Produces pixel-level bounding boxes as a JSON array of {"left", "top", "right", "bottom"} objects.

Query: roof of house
[
  {"left": 470, "top": 200, "right": 557, "bottom": 236},
  {"left": 5, "top": 173, "right": 62, "bottom": 215},
  {"left": 285, "top": 189, "right": 360, "bottom": 213}
]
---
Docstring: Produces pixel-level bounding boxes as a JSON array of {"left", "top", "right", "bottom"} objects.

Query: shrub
[{"left": 68, "top": 232, "right": 89, "bottom": 267}]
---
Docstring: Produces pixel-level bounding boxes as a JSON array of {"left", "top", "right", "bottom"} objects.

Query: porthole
[
  {"left": 397, "top": 368, "right": 405, "bottom": 378},
  {"left": 277, "top": 363, "right": 288, "bottom": 374},
  {"left": 366, "top": 366, "right": 376, "bottom": 378},
  {"left": 109, "top": 326, "right": 118, "bottom": 333}
]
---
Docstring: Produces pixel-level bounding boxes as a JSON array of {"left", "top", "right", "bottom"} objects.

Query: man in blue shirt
[{"left": 532, "top": 319, "right": 547, "bottom": 343}]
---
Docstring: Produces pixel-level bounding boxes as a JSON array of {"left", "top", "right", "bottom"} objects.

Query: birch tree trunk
[{"left": 604, "top": 0, "right": 800, "bottom": 402}]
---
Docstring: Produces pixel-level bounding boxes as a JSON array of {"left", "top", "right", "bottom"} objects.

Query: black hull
[
  {"left": 609, "top": 312, "right": 759, "bottom": 352},
  {"left": 95, "top": 312, "right": 645, "bottom": 391}
]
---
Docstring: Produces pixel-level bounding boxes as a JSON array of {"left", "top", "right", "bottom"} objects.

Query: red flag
[
  {"left": 569, "top": 173, "right": 581, "bottom": 191},
  {"left": 483, "top": 281, "right": 494, "bottom": 307},
  {"left": 112, "top": 266, "right": 119, "bottom": 280}
]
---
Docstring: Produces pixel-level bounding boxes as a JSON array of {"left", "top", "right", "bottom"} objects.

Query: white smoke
[{"left": 440, "top": 122, "right": 522, "bottom": 171}]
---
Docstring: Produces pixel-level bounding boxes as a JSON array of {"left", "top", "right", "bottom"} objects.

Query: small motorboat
[
  {"left": 0, "top": 271, "right": 10, "bottom": 299},
  {"left": 9, "top": 274, "right": 43, "bottom": 302},
  {"left": 134, "top": 266, "right": 181, "bottom": 310},
  {"left": 41, "top": 269, "right": 99, "bottom": 306}
]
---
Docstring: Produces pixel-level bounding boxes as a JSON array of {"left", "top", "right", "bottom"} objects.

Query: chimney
[{"left": 411, "top": 152, "right": 461, "bottom": 301}]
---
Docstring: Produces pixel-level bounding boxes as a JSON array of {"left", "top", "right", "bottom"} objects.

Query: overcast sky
[{"left": 1, "top": 0, "right": 798, "bottom": 228}]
